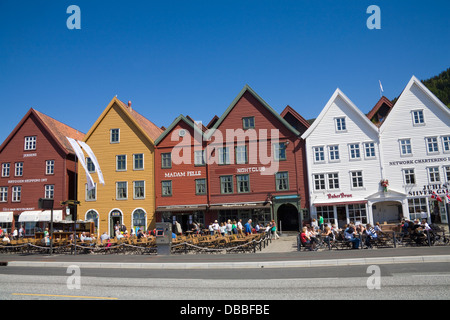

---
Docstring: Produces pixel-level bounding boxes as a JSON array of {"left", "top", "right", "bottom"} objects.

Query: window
[
  {"left": 133, "top": 181, "right": 145, "bottom": 199},
  {"left": 133, "top": 209, "right": 146, "bottom": 231},
  {"left": 274, "top": 143, "right": 287, "bottom": 161},
  {"left": 428, "top": 167, "right": 440, "bottom": 183},
  {"left": 349, "top": 144, "right": 361, "bottom": 160},
  {"left": 116, "top": 181, "right": 128, "bottom": 200},
  {"left": 236, "top": 145, "right": 248, "bottom": 164},
  {"left": 86, "top": 158, "right": 95, "bottom": 173},
  {"left": 15, "top": 162, "right": 23, "bottom": 177},
  {"left": 316, "top": 206, "right": 334, "bottom": 225},
  {"left": 0, "top": 187, "right": 7, "bottom": 202},
  {"left": 328, "top": 173, "right": 340, "bottom": 190},
  {"left": 218, "top": 147, "right": 230, "bottom": 165},
  {"left": 161, "top": 153, "right": 172, "bottom": 169},
  {"left": 351, "top": 171, "right": 364, "bottom": 188},
  {"left": 328, "top": 145, "right": 340, "bottom": 161},
  {"left": 335, "top": 117, "right": 347, "bottom": 132},
  {"left": 24, "top": 136, "right": 36, "bottom": 150},
  {"left": 237, "top": 174, "right": 250, "bottom": 193},
  {"left": 348, "top": 204, "right": 367, "bottom": 224},
  {"left": 399, "top": 139, "right": 412, "bottom": 156},
  {"left": 364, "top": 142, "right": 376, "bottom": 159},
  {"left": 313, "top": 146, "right": 325, "bottom": 162},
  {"left": 443, "top": 136, "right": 450, "bottom": 153},
  {"left": 404, "top": 169, "right": 416, "bottom": 185},
  {"left": 313, "top": 174, "right": 326, "bottom": 190},
  {"left": 426, "top": 137, "right": 439, "bottom": 154},
  {"left": 242, "top": 117, "right": 255, "bottom": 129},
  {"left": 45, "top": 160, "right": 55, "bottom": 175},
  {"left": 110, "top": 129, "right": 120, "bottom": 143},
  {"left": 44, "top": 185, "right": 54, "bottom": 199},
  {"left": 133, "top": 154, "right": 144, "bottom": 170},
  {"left": 445, "top": 166, "right": 450, "bottom": 183},
  {"left": 116, "top": 155, "right": 127, "bottom": 171},
  {"left": 194, "top": 150, "right": 205, "bottom": 166},
  {"left": 220, "top": 176, "right": 233, "bottom": 194},
  {"left": 12, "top": 186, "right": 21, "bottom": 202},
  {"left": 86, "top": 183, "right": 96, "bottom": 201},
  {"left": 2, "top": 163, "right": 10, "bottom": 177},
  {"left": 408, "top": 198, "right": 427, "bottom": 221},
  {"left": 412, "top": 110, "right": 424, "bottom": 125},
  {"left": 161, "top": 181, "right": 172, "bottom": 196},
  {"left": 195, "top": 179, "right": 207, "bottom": 195},
  {"left": 86, "top": 210, "right": 99, "bottom": 229},
  {"left": 275, "top": 172, "right": 289, "bottom": 191}
]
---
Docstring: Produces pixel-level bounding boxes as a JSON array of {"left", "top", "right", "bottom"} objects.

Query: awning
[
  {"left": 0, "top": 212, "right": 13, "bottom": 223},
  {"left": 210, "top": 201, "right": 271, "bottom": 210},
  {"left": 313, "top": 200, "right": 368, "bottom": 207},
  {"left": 39, "top": 210, "right": 63, "bottom": 222},
  {"left": 156, "top": 205, "right": 208, "bottom": 213},
  {"left": 18, "top": 211, "right": 41, "bottom": 222}
]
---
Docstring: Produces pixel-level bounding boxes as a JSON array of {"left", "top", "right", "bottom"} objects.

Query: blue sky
[{"left": 1, "top": 0, "right": 449, "bottom": 143}]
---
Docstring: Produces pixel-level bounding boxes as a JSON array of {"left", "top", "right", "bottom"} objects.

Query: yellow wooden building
[{"left": 77, "top": 97, "right": 163, "bottom": 236}]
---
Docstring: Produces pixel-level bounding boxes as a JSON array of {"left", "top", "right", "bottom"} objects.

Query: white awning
[
  {"left": 18, "top": 211, "right": 41, "bottom": 222},
  {"left": 0, "top": 212, "right": 13, "bottom": 223},
  {"left": 39, "top": 210, "right": 63, "bottom": 222}
]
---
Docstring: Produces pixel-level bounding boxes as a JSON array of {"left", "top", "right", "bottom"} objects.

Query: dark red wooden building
[{"left": 0, "top": 108, "right": 84, "bottom": 236}]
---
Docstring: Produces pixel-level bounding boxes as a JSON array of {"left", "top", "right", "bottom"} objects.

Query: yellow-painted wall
[{"left": 77, "top": 100, "right": 156, "bottom": 236}]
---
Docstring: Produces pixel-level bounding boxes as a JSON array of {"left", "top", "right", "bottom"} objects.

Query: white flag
[
  {"left": 379, "top": 80, "right": 384, "bottom": 92},
  {"left": 77, "top": 140, "right": 105, "bottom": 186},
  {"left": 66, "top": 137, "right": 95, "bottom": 191}
]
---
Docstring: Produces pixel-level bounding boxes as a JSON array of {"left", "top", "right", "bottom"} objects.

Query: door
[
  {"left": 277, "top": 204, "right": 299, "bottom": 231},
  {"left": 336, "top": 206, "right": 347, "bottom": 229}
]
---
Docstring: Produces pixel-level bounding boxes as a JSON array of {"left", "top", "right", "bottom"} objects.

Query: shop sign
[
  {"left": 236, "top": 167, "right": 266, "bottom": 174},
  {"left": 327, "top": 193, "right": 353, "bottom": 199},
  {"left": 389, "top": 156, "right": 450, "bottom": 166},
  {"left": 164, "top": 170, "right": 202, "bottom": 178},
  {"left": 408, "top": 184, "right": 449, "bottom": 197}
]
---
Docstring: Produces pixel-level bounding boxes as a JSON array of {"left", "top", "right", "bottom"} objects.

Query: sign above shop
[
  {"left": 164, "top": 170, "right": 202, "bottom": 178},
  {"left": 389, "top": 156, "right": 450, "bottom": 166},
  {"left": 327, "top": 193, "right": 353, "bottom": 199}
]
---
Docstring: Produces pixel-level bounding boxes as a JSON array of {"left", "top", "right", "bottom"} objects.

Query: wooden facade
[
  {"left": 0, "top": 108, "right": 84, "bottom": 235},
  {"left": 77, "top": 98, "right": 162, "bottom": 236}
]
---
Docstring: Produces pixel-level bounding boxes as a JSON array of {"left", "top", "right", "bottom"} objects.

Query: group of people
[{"left": 0, "top": 226, "right": 25, "bottom": 244}]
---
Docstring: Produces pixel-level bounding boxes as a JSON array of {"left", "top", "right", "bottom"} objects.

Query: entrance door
[
  {"left": 110, "top": 210, "right": 123, "bottom": 236},
  {"left": 277, "top": 204, "right": 299, "bottom": 231},
  {"left": 336, "top": 206, "right": 347, "bottom": 229}
]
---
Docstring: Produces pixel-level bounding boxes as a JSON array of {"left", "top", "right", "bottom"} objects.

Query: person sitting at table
[
  {"left": 137, "top": 229, "right": 145, "bottom": 239},
  {"left": 344, "top": 223, "right": 360, "bottom": 249},
  {"left": 322, "top": 225, "right": 334, "bottom": 250},
  {"left": 364, "top": 224, "right": 378, "bottom": 249},
  {"left": 80, "top": 232, "right": 93, "bottom": 242},
  {"left": 2, "top": 233, "right": 11, "bottom": 244},
  {"left": 300, "top": 227, "right": 317, "bottom": 251},
  {"left": 374, "top": 222, "right": 382, "bottom": 232}
]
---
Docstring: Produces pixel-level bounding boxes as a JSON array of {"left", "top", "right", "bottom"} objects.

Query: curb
[{"left": 4, "top": 255, "right": 450, "bottom": 270}]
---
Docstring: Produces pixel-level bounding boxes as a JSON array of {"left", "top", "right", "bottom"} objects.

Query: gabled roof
[
  {"left": 155, "top": 114, "right": 204, "bottom": 146},
  {"left": 0, "top": 108, "right": 85, "bottom": 154},
  {"left": 379, "top": 75, "right": 450, "bottom": 133},
  {"left": 83, "top": 97, "right": 163, "bottom": 144},
  {"left": 366, "top": 96, "right": 393, "bottom": 126},
  {"left": 301, "top": 88, "right": 379, "bottom": 140},
  {"left": 280, "top": 105, "right": 311, "bottom": 132},
  {"left": 205, "top": 85, "right": 300, "bottom": 140}
]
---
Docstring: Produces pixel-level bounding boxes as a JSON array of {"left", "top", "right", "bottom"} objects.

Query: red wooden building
[{"left": 0, "top": 108, "right": 84, "bottom": 236}]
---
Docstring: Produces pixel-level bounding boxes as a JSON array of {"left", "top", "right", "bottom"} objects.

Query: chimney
[{"left": 128, "top": 100, "right": 132, "bottom": 112}]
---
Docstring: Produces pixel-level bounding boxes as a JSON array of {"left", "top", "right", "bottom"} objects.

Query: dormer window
[{"left": 335, "top": 117, "right": 347, "bottom": 132}]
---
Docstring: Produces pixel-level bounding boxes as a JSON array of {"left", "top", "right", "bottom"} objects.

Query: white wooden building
[
  {"left": 379, "top": 76, "right": 450, "bottom": 224},
  {"left": 301, "top": 89, "right": 383, "bottom": 228}
]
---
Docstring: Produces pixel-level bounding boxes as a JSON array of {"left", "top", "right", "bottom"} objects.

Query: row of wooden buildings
[{"left": 0, "top": 76, "right": 449, "bottom": 236}]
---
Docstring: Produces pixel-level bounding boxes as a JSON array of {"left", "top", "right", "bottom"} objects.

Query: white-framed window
[
  {"left": 364, "top": 142, "right": 376, "bottom": 159},
  {"left": 12, "top": 186, "right": 21, "bottom": 202},
  {"left": 335, "top": 117, "right": 347, "bottom": 132},
  {"left": 24, "top": 136, "right": 36, "bottom": 150},
  {"left": 110, "top": 129, "right": 120, "bottom": 143},
  {"left": 350, "top": 171, "right": 364, "bottom": 188},
  {"left": 408, "top": 198, "right": 427, "bottom": 221},
  {"left": 15, "top": 162, "right": 23, "bottom": 177},
  {"left": 0, "top": 187, "right": 8, "bottom": 202},
  {"left": 86, "top": 183, "right": 97, "bottom": 201},
  {"left": 273, "top": 143, "right": 287, "bottom": 161},
  {"left": 348, "top": 204, "right": 367, "bottom": 224},
  {"left": 313, "top": 146, "right": 325, "bottom": 163},
  {"left": 441, "top": 136, "right": 450, "bottom": 153},
  {"left": 445, "top": 166, "right": 450, "bottom": 183},
  {"left": 328, "top": 145, "right": 340, "bottom": 162},
  {"left": 133, "top": 180, "right": 145, "bottom": 199},
  {"left": 313, "top": 174, "right": 326, "bottom": 190},
  {"left": 412, "top": 110, "right": 425, "bottom": 126},
  {"left": 86, "top": 157, "right": 95, "bottom": 173},
  {"left": 403, "top": 168, "right": 416, "bottom": 185},
  {"left": 399, "top": 139, "right": 412, "bottom": 156},
  {"left": 316, "top": 206, "right": 334, "bottom": 225},
  {"left": 116, "top": 181, "right": 128, "bottom": 200},
  {"left": 426, "top": 137, "right": 439, "bottom": 154},
  {"left": 218, "top": 147, "right": 231, "bottom": 165},
  {"left": 44, "top": 185, "right": 54, "bottom": 199},
  {"left": 349, "top": 143, "right": 361, "bottom": 160},
  {"left": 427, "top": 167, "right": 440, "bottom": 183},
  {"left": 2, "top": 163, "right": 10, "bottom": 177},
  {"left": 328, "top": 173, "right": 340, "bottom": 190},
  {"left": 116, "top": 155, "right": 127, "bottom": 171},
  {"left": 235, "top": 145, "right": 248, "bottom": 164},
  {"left": 45, "top": 160, "right": 55, "bottom": 175},
  {"left": 133, "top": 154, "right": 144, "bottom": 170}
]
